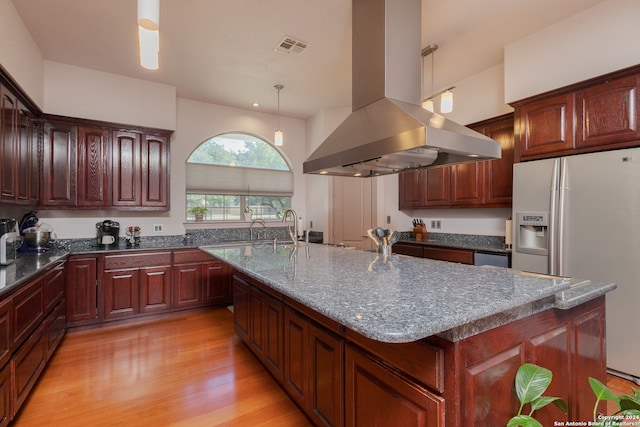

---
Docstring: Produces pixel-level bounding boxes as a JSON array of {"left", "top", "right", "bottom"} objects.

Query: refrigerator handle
[
  {"left": 556, "top": 158, "right": 568, "bottom": 277},
  {"left": 548, "top": 159, "right": 560, "bottom": 276}
]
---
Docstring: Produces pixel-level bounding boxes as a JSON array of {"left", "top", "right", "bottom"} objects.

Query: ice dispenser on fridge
[{"left": 515, "top": 212, "right": 549, "bottom": 255}]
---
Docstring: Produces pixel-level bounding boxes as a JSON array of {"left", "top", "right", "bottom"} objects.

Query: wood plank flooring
[
  {"left": 13, "top": 308, "right": 638, "bottom": 426},
  {"left": 13, "top": 309, "right": 311, "bottom": 427}
]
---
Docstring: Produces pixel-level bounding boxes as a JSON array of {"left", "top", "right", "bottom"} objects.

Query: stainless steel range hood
[{"left": 303, "top": 0, "right": 502, "bottom": 177}]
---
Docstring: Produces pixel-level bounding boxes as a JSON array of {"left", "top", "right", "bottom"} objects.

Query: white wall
[
  {"left": 0, "top": 0, "right": 44, "bottom": 107},
  {"left": 44, "top": 61, "right": 176, "bottom": 130},
  {"left": 505, "top": 0, "right": 640, "bottom": 103}
]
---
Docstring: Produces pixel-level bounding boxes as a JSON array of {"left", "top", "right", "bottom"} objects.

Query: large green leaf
[
  {"left": 515, "top": 364, "right": 553, "bottom": 404},
  {"left": 589, "top": 377, "right": 619, "bottom": 401},
  {"left": 531, "top": 396, "right": 568, "bottom": 413},
  {"left": 506, "top": 415, "right": 544, "bottom": 427},
  {"left": 618, "top": 393, "right": 640, "bottom": 411}
]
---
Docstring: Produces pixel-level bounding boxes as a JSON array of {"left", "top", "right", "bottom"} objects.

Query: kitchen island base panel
[{"left": 232, "top": 269, "right": 607, "bottom": 427}]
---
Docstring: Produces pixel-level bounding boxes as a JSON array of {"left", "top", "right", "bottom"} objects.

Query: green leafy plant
[
  {"left": 508, "top": 363, "right": 640, "bottom": 427},
  {"left": 188, "top": 206, "right": 208, "bottom": 215},
  {"left": 507, "top": 363, "right": 567, "bottom": 427}
]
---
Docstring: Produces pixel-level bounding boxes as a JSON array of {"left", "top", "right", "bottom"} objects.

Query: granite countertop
[
  {"left": 398, "top": 232, "right": 511, "bottom": 254},
  {"left": 201, "top": 243, "right": 615, "bottom": 343},
  {"left": 0, "top": 249, "right": 69, "bottom": 298}
]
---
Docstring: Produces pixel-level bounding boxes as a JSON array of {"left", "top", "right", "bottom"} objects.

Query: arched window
[{"left": 185, "top": 132, "right": 293, "bottom": 221}]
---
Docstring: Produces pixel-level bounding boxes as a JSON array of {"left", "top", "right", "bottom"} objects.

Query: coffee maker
[
  {"left": 0, "top": 218, "right": 18, "bottom": 265},
  {"left": 96, "top": 220, "right": 120, "bottom": 248}
]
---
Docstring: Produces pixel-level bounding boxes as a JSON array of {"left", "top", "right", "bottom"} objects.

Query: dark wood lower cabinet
[
  {"left": 0, "top": 364, "right": 9, "bottom": 427},
  {"left": 3, "top": 261, "right": 67, "bottom": 424},
  {"left": 345, "top": 344, "right": 444, "bottom": 427},
  {"left": 66, "top": 256, "right": 98, "bottom": 326},
  {"left": 231, "top": 267, "right": 607, "bottom": 427}
]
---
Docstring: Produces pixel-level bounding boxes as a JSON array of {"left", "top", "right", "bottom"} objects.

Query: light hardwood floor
[
  {"left": 13, "top": 308, "right": 637, "bottom": 426},
  {"left": 14, "top": 309, "right": 311, "bottom": 427}
]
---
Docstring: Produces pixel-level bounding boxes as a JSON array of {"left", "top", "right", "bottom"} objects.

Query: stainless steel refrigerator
[{"left": 512, "top": 147, "right": 640, "bottom": 385}]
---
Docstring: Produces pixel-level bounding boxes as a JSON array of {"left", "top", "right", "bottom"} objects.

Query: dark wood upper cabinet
[
  {"left": 41, "top": 121, "right": 77, "bottom": 207},
  {"left": 515, "top": 93, "right": 575, "bottom": 159},
  {"left": 112, "top": 131, "right": 142, "bottom": 207},
  {"left": 141, "top": 133, "right": 169, "bottom": 208},
  {"left": 38, "top": 117, "right": 171, "bottom": 210},
  {"left": 576, "top": 74, "right": 640, "bottom": 148},
  {"left": 77, "top": 127, "right": 110, "bottom": 207},
  {"left": 399, "top": 113, "right": 513, "bottom": 209},
  {"left": 514, "top": 65, "right": 640, "bottom": 161},
  {"left": 0, "top": 84, "right": 39, "bottom": 206}
]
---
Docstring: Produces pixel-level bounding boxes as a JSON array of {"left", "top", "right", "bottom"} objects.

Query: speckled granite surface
[
  {"left": 0, "top": 249, "right": 68, "bottom": 298},
  {"left": 399, "top": 232, "right": 510, "bottom": 253},
  {"left": 201, "top": 243, "right": 616, "bottom": 343},
  {"left": 0, "top": 227, "right": 291, "bottom": 296}
]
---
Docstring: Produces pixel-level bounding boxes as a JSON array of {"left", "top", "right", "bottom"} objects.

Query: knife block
[{"left": 413, "top": 225, "right": 428, "bottom": 241}]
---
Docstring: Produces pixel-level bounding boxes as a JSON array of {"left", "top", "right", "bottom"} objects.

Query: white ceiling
[{"left": 11, "top": 0, "right": 605, "bottom": 119}]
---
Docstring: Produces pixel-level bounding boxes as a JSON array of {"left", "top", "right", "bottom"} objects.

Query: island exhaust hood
[{"left": 303, "top": 0, "right": 502, "bottom": 177}]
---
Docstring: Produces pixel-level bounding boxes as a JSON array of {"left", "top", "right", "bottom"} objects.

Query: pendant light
[
  {"left": 274, "top": 84, "right": 284, "bottom": 146},
  {"left": 137, "top": 0, "right": 160, "bottom": 70},
  {"left": 421, "top": 44, "right": 455, "bottom": 113}
]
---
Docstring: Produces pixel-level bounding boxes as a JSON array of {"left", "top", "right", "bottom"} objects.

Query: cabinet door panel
[
  {"left": 482, "top": 118, "right": 514, "bottom": 206},
  {"left": 112, "top": 131, "right": 141, "bottom": 207},
  {"left": 12, "top": 277, "right": 45, "bottom": 348},
  {"left": 172, "top": 263, "right": 202, "bottom": 309},
  {"left": 345, "top": 345, "right": 444, "bottom": 427},
  {"left": 264, "top": 297, "right": 284, "bottom": 383},
  {"left": 77, "top": 127, "right": 110, "bottom": 207},
  {"left": 16, "top": 106, "right": 36, "bottom": 203},
  {"left": 309, "top": 323, "right": 344, "bottom": 427},
  {"left": 284, "top": 307, "right": 309, "bottom": 409},
  {"left": 42, "top": 122, "right": 77, "bottom": 206},
  {"left": 423, "top": 167, "right": 450, "bottom": 206},
  {"left": 12, "top": 326, "right": 47, "bottom": 413},
  {"left": 66, "top": 256, "right": 98, "bottom": 324},
  {"left": 104, "top": 269, "right": 139, "bottom": 320},
  {"left": 232, "top": 275, "right": 250, "bottom": 342},
  {"left": 517, "top": 94, "right": 575, "bottom": 158},
  {"left": 141, "top": 134, "right": 169, "bottom": 207},
  {"left": 0, "top": 364, "right": 10, "bottom": 427},
  {"left": 249, "top": 287, "right": 266, "bottom": 358},
  {"left": 451, "top": 162, "right": 483, "bottom": 206},
  {"left": 398, "top": 170, "right": 423, "bottom": 208},
  {"left": 577, "top": 74, "right": 640, "bottom": 148},
  {"left": 139, "top": 266, "right": 171, "bottom": 314},
  {"left": 202, "top": 261, "right": 230, "bottom": 305},
  {"left": 0, "top": 300, "right": 10, "bottom": 369},
  {"left": 44, "top": 262, "right": 65, "bottom": 314},
  {"left": 0, "top": 88, "right": 16, "bottom": 202}
]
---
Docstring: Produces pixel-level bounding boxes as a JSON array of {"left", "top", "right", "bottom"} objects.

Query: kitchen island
[{"left": 201, "top": 242, "right": 616, "bottom": 427}]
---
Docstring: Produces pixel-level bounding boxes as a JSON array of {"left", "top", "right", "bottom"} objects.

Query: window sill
[{"left": 183, "top": 220, "right": 284, "bottom": 230}]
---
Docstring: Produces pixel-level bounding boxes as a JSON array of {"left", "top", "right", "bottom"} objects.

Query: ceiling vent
[{"left": 274, "top": 36, "right": 309, "bottom": 55}]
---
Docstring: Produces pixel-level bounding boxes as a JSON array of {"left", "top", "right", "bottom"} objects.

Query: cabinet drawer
[
  {"left": 12, "top": 277, "right": 45, "bottom": 348},
  {"left": 0, "top": 300, "right": 10, "bottom": 369},
  {"left": 44, "top": 262, "right": 65, "bottom": 314},
  {"left": 104, "top": 252, "right": 171, "bottom": 269},
  {"left": 423, "top": 247, "right": 474, "bottom": 265},
  {"left": 392, "top": 243, "right": 423, "bottom": 258},
  {"left": 173, "top": 249, "right": 213, "bottom": 264},
  {"left": 345, "top": 330, "right": 444, "bottom": 393}
]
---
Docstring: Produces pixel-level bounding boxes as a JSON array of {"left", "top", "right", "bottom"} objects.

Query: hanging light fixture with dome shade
[{"left": 274, "top": 84, "right": 284, "bottom": 146}]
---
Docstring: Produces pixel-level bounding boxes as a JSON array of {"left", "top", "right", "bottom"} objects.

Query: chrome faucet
[
  {"left": 250, "top": 219, "right": 266, "bottom": 241},
  {"left": 281, "top": 208, "right": 298, "bottom": 244}
]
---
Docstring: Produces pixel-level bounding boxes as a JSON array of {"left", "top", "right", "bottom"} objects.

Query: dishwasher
[{"left": 474, "top": 251, "right": 510, "bottom": 268}]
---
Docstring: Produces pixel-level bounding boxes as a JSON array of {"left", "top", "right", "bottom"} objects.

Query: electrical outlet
[
  {"left": 436, "top": 220, "right": 441, "bottom": 229},
  {"left": 310, "top": 220, "right": 313, "bottom": 229},
  {"left": 431, "top": 220, "right": 442, "bottom": 229},
  {"left": 431, "top": 220, "right": 437, "bottom": 228},
  {"left": 386, "top": 215, "right": 391, "bottom": 224},
  {"left": 153, "top": 224, "right": 163, "bottom": 233}
]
